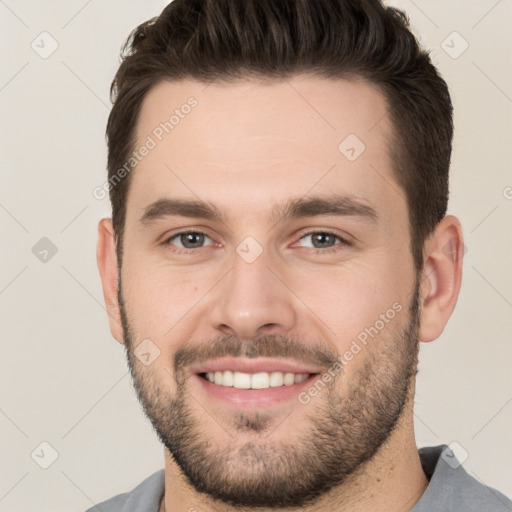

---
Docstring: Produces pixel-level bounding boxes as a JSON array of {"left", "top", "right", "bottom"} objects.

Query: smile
[{"left": 201, "top": 371, "right": 311, "bottom": 389}]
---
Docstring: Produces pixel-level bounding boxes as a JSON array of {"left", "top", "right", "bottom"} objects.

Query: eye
[
  {"left": 161, "top": 229, "right": 349, "bottom": 255},
  {"left": 297, "top": 231, "right": 349, "bottom": 251},
  {"left": 164, "top": 231, "right": 214, "bottom": 251}
]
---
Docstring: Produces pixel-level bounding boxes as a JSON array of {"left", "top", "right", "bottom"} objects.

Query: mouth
[
  {"left": 199, "top": 370, "right": 312, "bottom": 389},
  {"left": 189, "top": 357, "right": 322, "bottom": 408}
]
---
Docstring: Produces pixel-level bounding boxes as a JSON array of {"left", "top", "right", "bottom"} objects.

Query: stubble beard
[{"left": 119, "top": 279, "right": 421, "bottom": 508}]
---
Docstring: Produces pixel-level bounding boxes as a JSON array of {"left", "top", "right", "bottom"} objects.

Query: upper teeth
[{"left": 205, "top": 371, "right": 310, "bottom": 389}]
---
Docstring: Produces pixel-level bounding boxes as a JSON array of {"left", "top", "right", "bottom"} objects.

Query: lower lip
[{"left": 193, "top": 373, "right": 319, "bottom": 408}]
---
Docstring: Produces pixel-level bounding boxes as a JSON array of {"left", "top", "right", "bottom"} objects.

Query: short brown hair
[{"left": 106, "top": 0, "right": 453, "bottom": 272}]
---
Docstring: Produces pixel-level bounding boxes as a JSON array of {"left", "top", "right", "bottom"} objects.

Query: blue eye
[
  {"left": 298, "top": 231, "right": 348, "bottom": 250},
  {"left": 165, "top": 231, "right": 213, "bottom": 250},
  {"left": 161, "top": 229, "right": 350, "bottom": 256}
]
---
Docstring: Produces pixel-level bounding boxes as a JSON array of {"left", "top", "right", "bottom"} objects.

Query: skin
[{"left": 97, "top": 75, "right": 464, "bottom": 511}]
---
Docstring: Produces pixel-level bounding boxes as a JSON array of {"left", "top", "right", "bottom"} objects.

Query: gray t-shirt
[{"left": 85, "top": 445, "right": 512, "bottom": 511}]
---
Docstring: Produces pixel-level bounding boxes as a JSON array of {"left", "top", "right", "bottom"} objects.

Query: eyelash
[{"left": 162, "top": 229, "right": 351, "bottom": 255}]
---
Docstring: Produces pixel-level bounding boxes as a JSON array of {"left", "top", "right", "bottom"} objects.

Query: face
[{"left": 118, "top": 76, "right": 421, "bottom": 507}]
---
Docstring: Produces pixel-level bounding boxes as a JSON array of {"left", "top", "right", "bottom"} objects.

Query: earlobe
[
  {"left": 418, "top": 215, "right": 464, "bottom": 343},
  {"left": 96, "top": 218, "right": 125, "bottom": 344}
]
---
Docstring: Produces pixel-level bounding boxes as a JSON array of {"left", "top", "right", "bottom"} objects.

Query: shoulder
[
  {"left": 84, "top": 469, "right": 165, "bottom": 512},
  {"left": 415, "top": 445, "right": 512, "bottom": 512}
]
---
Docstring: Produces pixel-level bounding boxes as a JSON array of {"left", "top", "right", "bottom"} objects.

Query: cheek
[
  {"left": 121, "top": 258, "right": 212, "bottom": 339},
  {"left": 286, "top": 251, "right": 408, "bottom": 348}
]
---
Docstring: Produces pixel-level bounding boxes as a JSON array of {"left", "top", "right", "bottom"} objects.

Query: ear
[
  {"left": 418, "top": 215, "right": 464, "bottom": 343},
  {"left": 96, "top": 218, "right": 124, "bottom": 344}
]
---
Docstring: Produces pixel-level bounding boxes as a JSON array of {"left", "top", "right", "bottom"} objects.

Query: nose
[{"left": 208, "top": 248, "right": 297, "bottom": 340}]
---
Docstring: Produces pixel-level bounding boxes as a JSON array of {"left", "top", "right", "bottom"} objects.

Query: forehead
[{"left": 128, "top": 75, "right": 403, "bottom": 225}]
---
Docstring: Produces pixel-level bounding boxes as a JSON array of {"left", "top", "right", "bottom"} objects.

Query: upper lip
[{"left": 190, "top": 356, "right": 322, "bottom": 375}]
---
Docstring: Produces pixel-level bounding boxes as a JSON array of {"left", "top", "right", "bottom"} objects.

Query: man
[{"left": 92, "top": 0, "right": 511, "bottom": 511}]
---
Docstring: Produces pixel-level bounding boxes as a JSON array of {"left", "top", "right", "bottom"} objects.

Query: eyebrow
[
  {"left": 272, "top": 194, "right": 378, "bottom": 225},
  {"left": 139, "top": 194, "right": 378, "bottom": 227},
  {"left": 139, "top": 198, "right": 226, "bottom": 226}
]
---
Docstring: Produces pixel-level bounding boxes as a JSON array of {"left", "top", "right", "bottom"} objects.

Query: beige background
[{"left": 1, "top": 0, "right": 511, "bottom": 510}]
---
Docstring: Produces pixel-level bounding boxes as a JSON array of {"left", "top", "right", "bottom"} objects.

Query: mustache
[{"left": 173, "top": 334, "right": 340, "bottom": 376}]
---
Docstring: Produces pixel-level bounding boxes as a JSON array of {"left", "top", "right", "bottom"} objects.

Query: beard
[{"left": 119, "top": 277, "right": 421, "bottom": 509}]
